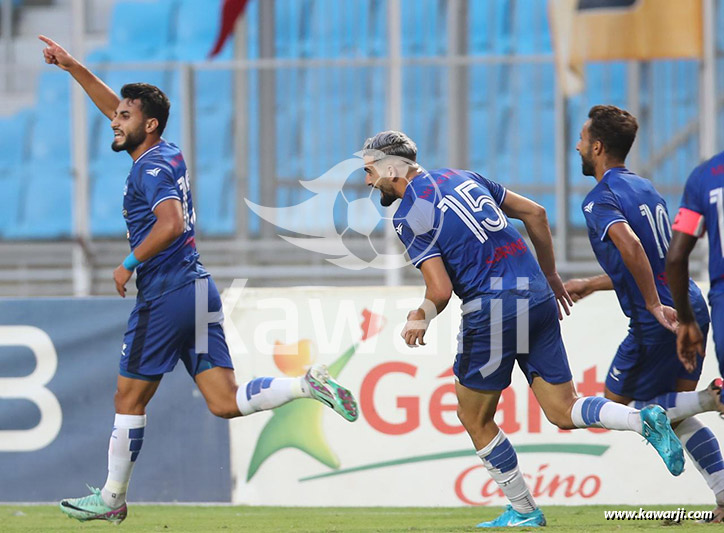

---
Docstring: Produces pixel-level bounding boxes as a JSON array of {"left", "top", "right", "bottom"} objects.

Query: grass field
[{"left": 0, "top": 505, "right": 719, "bottom": 532}]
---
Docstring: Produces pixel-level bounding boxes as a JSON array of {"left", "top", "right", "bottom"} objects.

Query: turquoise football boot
[
  {"left": 59, "top": 485, "right": 127, "bottom": 524},
  {"left": 476, "top": 505, "right": 547, "bottom": 528},
  {"left": 641, "top": 404, "right": 685, "bottom": 476}
]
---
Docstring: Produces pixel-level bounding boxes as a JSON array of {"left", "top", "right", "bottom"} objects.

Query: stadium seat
[
  {"left": 36, "top": 70, "right": 71, "bottom": 110},
  {"left": 0, "top": 170, "right": 23, "bottom": 238},
  {"left": 195, "top": 106, "right": 233, "bottom": 167},
  {"left": 195, "top": 70, "right": 233, "bottom": 112},
  {"left": 88, "top": 0, "right": 177, "bottom": 62},
  {"left": 90, "top": 159, "right": 129, "bottom": 237},
  {"left": 173, "top": 0, "right": 232, "bottom": 61},
  {"left": 194, "top": 163, "right": 235, "bottom": 235},
  {"left": 6, "top": 166, "right": 73, "bottom": 239},
  {"left": 101, "top": 69, "right": 171, "bottom": 96},
  {"left": 28, "top": 110, "right": 71, "bottom": 165},
  {"left": 0, "top": 109, "right": 32, "bottom": 171}
]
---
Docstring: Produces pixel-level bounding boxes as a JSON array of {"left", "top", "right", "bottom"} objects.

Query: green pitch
[{"left": 0, "top": 505, "right": 716, "bottom": 532}]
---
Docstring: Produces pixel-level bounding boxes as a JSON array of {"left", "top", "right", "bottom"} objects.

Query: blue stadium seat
[
  {"left": 6, "top": 166, "right": 73, "bottom": 239},
  {"left": 173, "top": 0, "right": 232, "bottom": 61},
  {"left": 101, "top": 69, "right": 170, "bottom": 96},
  {"left": 194, "top": 163, "right": 235, "bottom": 235},
  {"left": 195, "top": 107, "right": 232, "bottom": 167},
  {"left": 195, "top": 70, "right": 232, "bottom": 112},
  {"left": 36, "top": 70, "right": 71, "bottom": 109},
  {"left": 0, "top": 110, "right": 32, "bottom": 170},
  {"left": 0, "top": 171, "right": 23, "bottom": 238},
  {"left": 28, "top": 111, "right": 71, "bottom": 165},
  {"left": 90, "top": 159, "right": 129, "bottom": 237},
  {"left": 88, "top": 112, "right": 113, "bottom": 162},
  {"left": 90, "top": 0, "right": 176, "bottom": 62}
]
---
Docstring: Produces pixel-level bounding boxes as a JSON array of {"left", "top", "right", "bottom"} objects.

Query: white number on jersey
[
  {"left": 639, "top": 203, "right": 671, "bottom": 259},
  {"left": 176, "top": 171, "right": 196, "bottom": 232},
  {"left": 437, "top": 179, "right": 508, "bottom": 244}
]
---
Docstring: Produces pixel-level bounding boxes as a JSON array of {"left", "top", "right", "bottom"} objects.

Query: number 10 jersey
[{"left": 583, "top": 167, "right": 707, "bottom": 343}]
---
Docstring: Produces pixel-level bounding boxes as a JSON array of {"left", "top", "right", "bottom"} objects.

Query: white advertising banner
[{"left": 224, "top": 286, "right": 722, "bottom": 506}]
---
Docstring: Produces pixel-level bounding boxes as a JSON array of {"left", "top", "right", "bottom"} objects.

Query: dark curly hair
[
  {"left": 120, "top": 83, "right": 170, "bottom": 136},
  {"left": 587, "top": 105, "right": 638, "bottom": 161}
]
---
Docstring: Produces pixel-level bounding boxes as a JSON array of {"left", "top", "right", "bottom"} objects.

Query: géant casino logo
[{"left": 245, "top": 310, "right": 607, "bottom": 504}]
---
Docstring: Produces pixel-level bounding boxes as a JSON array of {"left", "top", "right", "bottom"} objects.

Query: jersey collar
[
  {"left": 601, "top": 166, "right": 628, "bottom": 182},
  {"left": 132, "top": 141, "right": 164, "bottom": 166}
]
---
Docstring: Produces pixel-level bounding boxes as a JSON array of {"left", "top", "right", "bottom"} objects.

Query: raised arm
[
  {"left": 39, "top": 35, "right": 120, "bottom": 119},
  {"left": 500, "top": 190, "right": 572, "bottom": 319},
  {"left": 607, "top": 221, "right": 677, "bottom": 332}
]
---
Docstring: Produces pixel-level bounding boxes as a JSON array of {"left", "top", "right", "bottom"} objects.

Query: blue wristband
[{"left": 122, "top": 252, "right": 141, "bottom": 271}]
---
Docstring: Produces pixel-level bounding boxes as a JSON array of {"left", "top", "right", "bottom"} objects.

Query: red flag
[{"left": 208, "top": 0, "right": 250, "bottom": 58}]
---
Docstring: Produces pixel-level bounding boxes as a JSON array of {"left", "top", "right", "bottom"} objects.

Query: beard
[
  {"left": 580, "top": 150, "right": 595, "bottom": 177},
  {"left": 379, "top": 191, "right": 397, "bottom": 207},
  {"left": 112, "top": 126, "right": 146, "bottom": 153}
]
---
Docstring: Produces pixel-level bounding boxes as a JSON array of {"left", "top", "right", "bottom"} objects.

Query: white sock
[
  {"left": 629, "top": 391, "right": 716, "bottom": 423},
  {"left": 101, "top": 413, "right": 146, "bottom": 508},
  {"left": 570, "top": 397, "right": 642, "bottom": 433},
  {"left": 236, "top": 376, "right": 308, "bottom": 416},
  {"left": 476, "top": 429, "right": 537, "bottom": 514},
  {"left": 675, "top": 417, "right": 724, "bottom": 505}
]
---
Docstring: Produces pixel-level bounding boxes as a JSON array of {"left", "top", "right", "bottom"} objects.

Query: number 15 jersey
[
  {"left": 393, "top": 168, "right": 553, "bottom": 323},
  {"left": 583, "top": 167, "right": 706, "bottom": 342}
]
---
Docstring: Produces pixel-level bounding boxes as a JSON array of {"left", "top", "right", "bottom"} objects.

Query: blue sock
[
  {"left": 630, "top": 391, "right": 713, "bottom": 423},
  {"left": 571, "top": 397, "right": 641, "bottom": 432},
  {"left": 676, "top": 417, "right": 724, "bottom": 504},
  {"left": 102, "top": 413, "right": 146, "bottom": 508},
  {"left": 477, "top": 430, "right": 537, "bottom": 514}
]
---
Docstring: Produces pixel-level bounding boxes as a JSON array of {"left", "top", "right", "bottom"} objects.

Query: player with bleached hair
[
  {"left": 361, "top": 130, "right": 685, "bottom": 528},
  {"left": 565, "top": 105, "right": 724, "bottom": 523},
  {"left": 40, "top": 36, "right": 358, "bottom": 525},
  {"left": 363, "top": 131, "right": 684, "bottom": 527}
]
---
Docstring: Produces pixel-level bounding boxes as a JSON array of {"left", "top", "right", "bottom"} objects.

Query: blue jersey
[
  {"left": 122, "top": 140, "right": 208, "bottom": 300},
  {"left": 394, "top": 168, "right": 552, "bottom": 326},
  {"left": 678, "top": 151, "right": 724, "bottom": 294},
  {"left": 583, "top": 167, "right": 707, "bottom": 342}
]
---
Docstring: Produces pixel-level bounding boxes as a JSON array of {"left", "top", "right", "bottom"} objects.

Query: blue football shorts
[
  {"left": 606, "top": 321, "right": 709, "bottom": 400},
  {"left": 119, "top": 277, "right": 233, "bottom": 381},
  {"left": 453, "top": 296, "right": 572, "bottom": 391}
]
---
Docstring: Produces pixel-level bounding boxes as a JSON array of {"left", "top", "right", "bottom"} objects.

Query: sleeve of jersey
[
  {"left": 589, "top": 190, "right": 627, "bottom": 242},
  {"left": 139, "top": 164, "right": 181, "bottom": 211},
  {"left": 672, "top": 170, "right": 706, "bottom": 237},
  {"left": 470, "top": 172, "right": 506, "bottom": 205},
  {"left": 395, "top": 220, "right": 441, "bottom": 268}
]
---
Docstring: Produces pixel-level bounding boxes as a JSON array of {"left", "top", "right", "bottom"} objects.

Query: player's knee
[
  {"left": 544, "top": 410, "right": 575, "bottom": 430},
  {"left": 206, "top": 399, "right": 239, "bottom": 419},
  {"left": 114, "top": 389, "right": 145, "bottom": 415}
]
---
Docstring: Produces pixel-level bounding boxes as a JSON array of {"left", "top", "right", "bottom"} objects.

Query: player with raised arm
[
  {"left": 564, "top": 105, "right": 724, "bottom": 521},
  {"left": 40, "top": 36, "right": 358, "bottom": 525},
  {"left": 362, "top": 130, "right": 685, "bottom": 529}
]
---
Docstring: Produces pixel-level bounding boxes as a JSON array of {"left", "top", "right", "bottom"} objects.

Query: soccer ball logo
[{"left": 245, "top": 151, "right": 441, "bottom": 270}]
